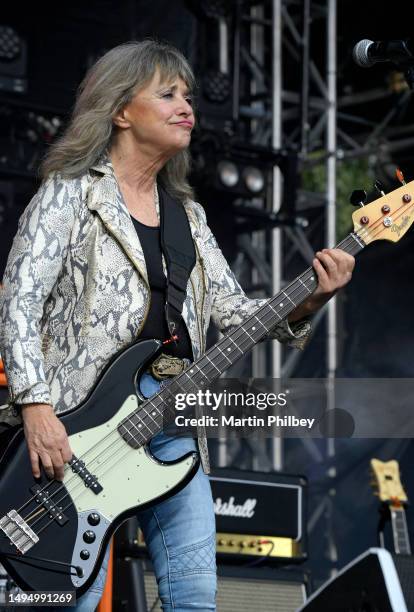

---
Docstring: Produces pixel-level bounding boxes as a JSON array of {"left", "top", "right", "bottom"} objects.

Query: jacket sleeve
[
  {"left": 191, "top": 201, "right": 312, "bottom": 349},
  {"left": 0, "top": 174, "right": 78, "bottom": 408}
]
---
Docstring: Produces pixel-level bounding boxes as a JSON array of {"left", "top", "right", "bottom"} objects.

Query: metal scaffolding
[
  {"left": 197, "top": 0, "right": 341, "bottom": 572},
  {"left": 200, "top": 0, "right": 338, "bottom": 469}
]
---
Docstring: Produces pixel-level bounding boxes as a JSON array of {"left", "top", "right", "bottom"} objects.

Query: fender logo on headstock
[{"left": 391, "top": 214, "right": 411, "bottom": 237}]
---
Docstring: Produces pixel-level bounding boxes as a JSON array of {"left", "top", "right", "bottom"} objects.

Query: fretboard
[
  {"left": 118, "top": 231, "right": 365, "bottom": 448},
  {"left": 391, "top": 505, "right": 412, "bottom": 555}
]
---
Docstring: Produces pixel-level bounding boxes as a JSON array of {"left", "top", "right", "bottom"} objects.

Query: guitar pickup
[
  {"left": 30, "top": 485, "right": 69, "bottom": 526},
  {"left": 69, "top": 456, "right": 103, "bottom": 494}
]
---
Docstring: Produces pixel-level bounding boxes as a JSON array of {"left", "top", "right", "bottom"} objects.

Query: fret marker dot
[
  {"left": 279, "top": 303, "right": 283, "bottom": 308},
  {"left": 227, "top": 348, "right": 231, "bottom": 352},
  {"left": 252, "top": 327, "right": 256, "bottom": 331},
  {"left": 138, "top": 424, "right": 142, "bottom": 428},
  {"left": 152, "top": 412, "right": 156, "bottom": 416},
  {"left": 310, "top": 276, "right": 314, "bottom": 281},
  {"left": 190, "top": 369, "right": 193, "bottom": 373}
]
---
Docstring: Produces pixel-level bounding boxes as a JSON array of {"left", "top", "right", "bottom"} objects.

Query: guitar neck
[
  {"left": 119, "top": 231, "right": 365, "bottom": 445},
  {"left": 391, "top": 505, "right": 412, "bottom": 555},
  {"left": 169, "top": 230, "right": 365, "bottom": 386}
]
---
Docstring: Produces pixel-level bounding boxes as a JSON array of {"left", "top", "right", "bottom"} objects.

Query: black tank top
[{"left": 131, "top": 216, "right": 193, "bottom": 360}]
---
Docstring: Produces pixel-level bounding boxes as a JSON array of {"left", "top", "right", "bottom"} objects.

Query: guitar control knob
[
  {"left": 88, "top": 513, "right": 100, "bottom": 526},
  {"left": 83, "top": 530, "right": 96, "bottom": 544},
  {"left": 80, "top": 549, "right": 90, "bottom": 560}
]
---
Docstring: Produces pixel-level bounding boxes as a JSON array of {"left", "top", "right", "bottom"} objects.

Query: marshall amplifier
[{"left": 209, "top": 467, "right": 307, "bottom": 563}]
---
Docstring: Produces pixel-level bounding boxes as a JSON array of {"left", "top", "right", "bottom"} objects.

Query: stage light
[
  {"left": 202, "top": 70, "right": 231, "bottom": 104},
  {"left": 243, "top": 166, "right": 265, "bottom": 194},
  {"left": 191, "top": 135, "right": 288, "bottom": 202},
  {"left": 217, "top": 161, "right": 239, "bottom": 188},
  {"left": 0, "top": 26, "right": 21, "bottom": 61},
  {"left": 0, "top": 25, "right": 27, "bottom": 93}
]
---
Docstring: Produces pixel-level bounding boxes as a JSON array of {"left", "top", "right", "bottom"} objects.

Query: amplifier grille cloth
[{"left": 143, "top": 572, "right": 305, "bottom": 612}]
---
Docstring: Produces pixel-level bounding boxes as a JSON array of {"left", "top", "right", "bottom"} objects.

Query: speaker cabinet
[{"left": 114, "top": 558, "right": 308, "bottom": 612}]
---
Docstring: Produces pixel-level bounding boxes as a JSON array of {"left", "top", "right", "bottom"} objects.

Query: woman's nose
[{"left": 177, "top": 97, "right": 193, "bottom": 116}]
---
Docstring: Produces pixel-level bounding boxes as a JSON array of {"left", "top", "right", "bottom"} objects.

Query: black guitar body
[{"left": 0, "top": 339, "right": 199, "bottom": 597}]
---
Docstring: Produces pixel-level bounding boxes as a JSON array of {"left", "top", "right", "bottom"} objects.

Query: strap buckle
[{"left": 150, "top": 353, "right": 188, "bottom": 380}]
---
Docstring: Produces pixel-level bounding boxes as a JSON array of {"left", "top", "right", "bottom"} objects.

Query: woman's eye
[{"left": 161, "top": 92, "right": 193, "bottom": 104}]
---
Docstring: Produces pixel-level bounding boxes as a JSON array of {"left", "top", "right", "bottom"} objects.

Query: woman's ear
[{"left": 112, "top": 105, "right": 130, "bottom": 129}]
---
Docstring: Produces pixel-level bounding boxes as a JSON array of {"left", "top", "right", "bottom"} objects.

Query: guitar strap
[{"left": 158, "top": 183, "right": 196, "bottom": 341}]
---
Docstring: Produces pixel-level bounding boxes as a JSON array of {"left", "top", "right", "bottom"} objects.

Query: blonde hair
[{"left": 41, "top": 39, "right": 196, "bottom": 201}]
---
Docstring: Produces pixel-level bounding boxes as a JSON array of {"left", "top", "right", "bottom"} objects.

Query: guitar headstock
[
  {"left": 352, "top": 177, "right": 414, "bottom": 245},
  {"left": 370, "top": 458, "right": 408, "bottom": 505}
]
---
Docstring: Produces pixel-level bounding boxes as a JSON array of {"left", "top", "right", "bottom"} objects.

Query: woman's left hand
[
  {"left": 312, "top": 248, "right": 355, "bottom": 302},
  {"left": 289, "top": 248, "right": 355, "bottom": 321}
]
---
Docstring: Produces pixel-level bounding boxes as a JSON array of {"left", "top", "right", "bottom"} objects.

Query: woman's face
[{"left": 117, "top": 69, "right": 195, "bottom": 157}]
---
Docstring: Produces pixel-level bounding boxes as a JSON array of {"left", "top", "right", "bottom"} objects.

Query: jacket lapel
[
  {"left": 87, "top": 159, "right": 149, "bottom": 286},
  {"left": 87, "top": 154, "right": 205, "bottom": 359}
]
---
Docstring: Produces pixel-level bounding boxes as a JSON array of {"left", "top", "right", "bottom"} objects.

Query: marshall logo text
[{"left": 213, "top": 496, "right": 257, "bottom": 518}]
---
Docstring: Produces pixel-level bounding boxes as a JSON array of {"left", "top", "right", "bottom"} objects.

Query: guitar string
[
  {"left": 12, "top": 189, "right": 411, "bottom": 522},
  {"left": 11, "top": 205, "right": 408, "bottom": 542},
  {"left": 13, "top": 229, "right": 368, "bottom": 534}
]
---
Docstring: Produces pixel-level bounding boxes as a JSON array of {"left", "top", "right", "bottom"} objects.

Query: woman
[{"left": 0, "top": 40, "right": 354, "bottom": 610}]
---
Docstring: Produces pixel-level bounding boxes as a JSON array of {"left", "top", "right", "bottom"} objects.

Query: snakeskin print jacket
[{"left": 0, "top": 155, "right": 311, "bottom": 472}]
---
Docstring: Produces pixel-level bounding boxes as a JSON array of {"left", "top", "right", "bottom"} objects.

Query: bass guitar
[{"left": 1, "top": 176, "right": 414, "bottom": 596}]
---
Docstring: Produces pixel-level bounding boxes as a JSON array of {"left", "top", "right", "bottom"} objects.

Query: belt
[{"left": 149, "top": 353, "right": 191, "bottom": 380}]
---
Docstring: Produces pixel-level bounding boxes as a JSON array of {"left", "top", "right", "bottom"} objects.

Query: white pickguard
[{"left": 66, "top": 395, "right": 197, "bottom": 521}]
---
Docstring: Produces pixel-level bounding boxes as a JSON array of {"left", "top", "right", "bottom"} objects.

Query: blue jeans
[{"left": 61, "top": 374, "right": 216, "bottom": 611}]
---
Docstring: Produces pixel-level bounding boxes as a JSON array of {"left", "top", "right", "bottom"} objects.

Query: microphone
[{"left": 353, "top": 39, "right": 414, "bottom": 68}]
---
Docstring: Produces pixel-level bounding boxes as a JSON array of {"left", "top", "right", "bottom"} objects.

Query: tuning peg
[
  {"left": 374, "top": 180, "right": 386, "bottom": 196},
  {"left": 396, "top": 168, "right": 406, "bottom": 185},
  {"left": 349, "top": 189, "right": 367, "bottom": 207}
]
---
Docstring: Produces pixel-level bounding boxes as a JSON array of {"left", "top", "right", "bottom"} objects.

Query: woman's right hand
[{"left": 21, "top": 403, "right": 73, "bottom": 481}]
